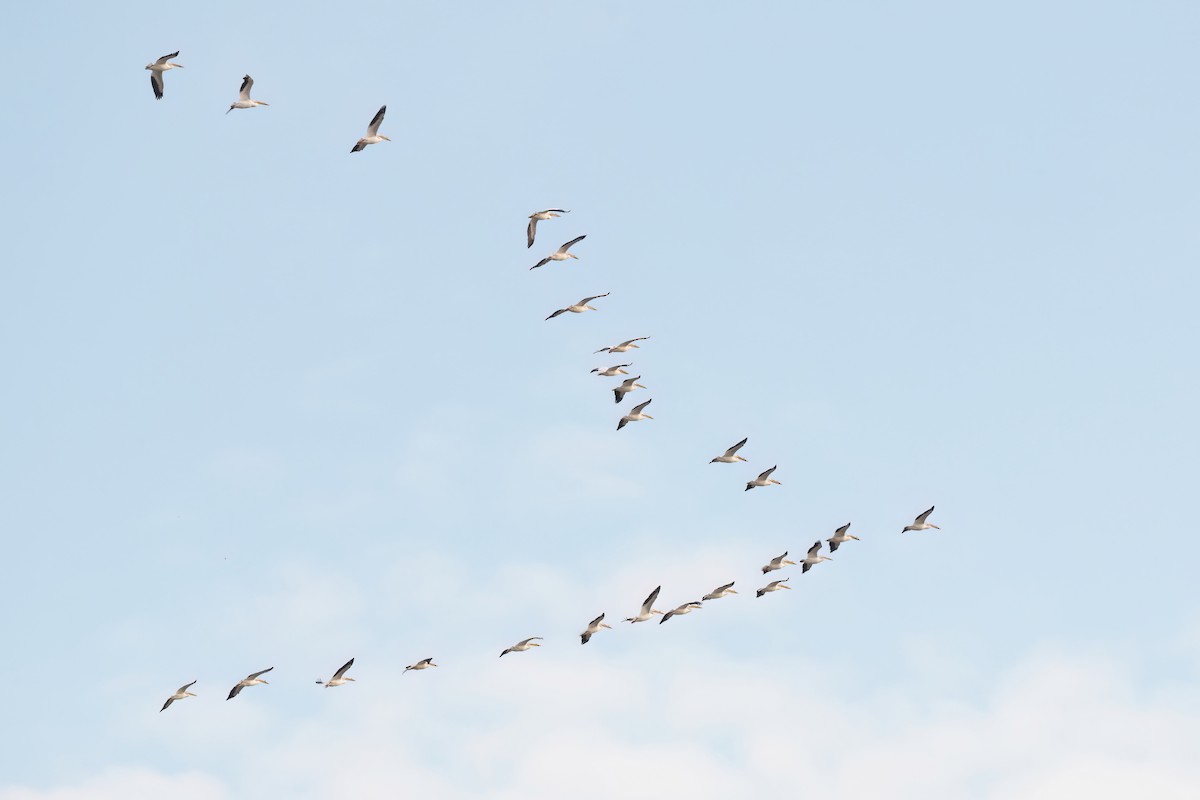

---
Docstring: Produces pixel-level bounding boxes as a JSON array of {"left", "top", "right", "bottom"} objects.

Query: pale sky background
[{"left": 2, "top": 1, "right": 1199, "bottom": 797}]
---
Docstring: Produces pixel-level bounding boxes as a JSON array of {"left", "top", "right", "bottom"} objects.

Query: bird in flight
[
  {"left": 315, "top": 658, "right": 356, "bottom": 687},
  {"left": 546, "top": 293, "right": 609, "bottom": 320},
  {"left": 580, "top": 613, "right": 612, "bottom": 644},
  {"left": 527, "top": 209, "right": 569, "bottom": 248},
  {"left": 227, "top": 667, "right": 273, "bottom": 700},
  {"left": 227, "top": 75, "right": 269, "bottom": 114},
  {"left": 902, "top": 506, "right": 940, "bottom": 533},
  {"left": 500, "top": 637, "right": 543, "bottom": 657},
  {"left": 617, "top": 399, "right": 654, "bottom": 430},
  {"left": 745, "top": 465, "right": 782, "bottom": 491},
  {"left": 710, "top": 437, "right": 749, "bottom": 464},
  {"left": 351, "top": 106, "right": 390, "bottom": 152},
  {"left": 530, "top": 235, "right": 587, "bottom": 269},
  {"left": 145, "top": 51, "right": 183, "bottom": 100},
  {"left": 159, "top": 680, "right": 197, "bottom": 712}
]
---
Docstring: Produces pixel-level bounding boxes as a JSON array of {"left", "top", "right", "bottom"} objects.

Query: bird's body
[
  {"left": 710, "top": 437, "right": 749, "bottom": 464},
  {"left": 530, "top": 235, "right": 586, "bottom": 269},
  {"left": 145, "top": 51, "right": 183, "bottom": 100},
  {"left": 500, "top": 637, "right": 542, "bottom": 657},
  {"left": 827, "top": 523, "right": 860, "bottom": 552},
  {"left": 702, "top": 582, "right": 738, "bottom": 600},
  {"left": 591, "top": 363, "right": 632, "bottom": 377},
  {"left": 316, "top": 658, "right": 356, "bottom": 687},
  {"left": 580, "top": 613, "right": 612, "bottom": 644},
  {"left": 801, "top": 540, "right": 832, "bottom": 573},
  {"left": 527, "top": 209, "right": 569, "bottom": 248},
  {"left": 762, "top": 552, "right": 796, "bottom": 574},
  {"left": 756, "top": 578, "right": 792, "bottom": 597},
  {"left": 903, "top": 506, "right": 940, "bottom": 533},
  {"left": 617, "top": 399, "right": 654, "bottom": 430},
  {"left": 546, "top": 293, "right": 609, "bottom": 320},
  {"left": 660, "top": 601, "right": 703, "bottom": 624},
  {"left": 227, "top": 75, "right": 268, "bottom": 113},
  {"left": 613, "top": 376, "right": 647, "bottom": 404},
  {"left": 625, "top": 586, "right": 664, "bottom": 623},
  {"left": 160, "top": 680, "right": 197, "bottom": 712},
  {"left": 404, "top": 658, "right": 437, "bottom": 673},
  {"left": 595, "top": 337, "right": 649, "bottom": 354},
  {"left": 351, "top": 106, "right": 390, "bottom": 152},
  {"left": 745, "top": 466, "right": 782, "bottom": 491},
  {"left": 226, "top": 667, "right": 272, "bottom": 700}
]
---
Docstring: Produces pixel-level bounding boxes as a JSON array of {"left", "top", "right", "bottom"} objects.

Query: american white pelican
[
  {"left": 145, "top": 51, "right": 183, "bottom": 100},
  {"left": 801, "top": 540, "right": 832, "bottom": 573},
  {"left": 617, "top": 399, "right": 653, "bottom": 430},
  {"left": 226, "top": 667, "right": 272, "bottom": 700},
  {"left": 404, "top": 658, "right": 438, "bottom": 673},
  {"left": 745, "top": 465, "right": 782, "bottom": 491},
  {"left": 613, "top": 376, "right": 647, "bottom": 404},
  {"left": 160, "top": 680, "right": 196, "bottom": 712},
  {"left": 500, "top": 637, "right": 542, "bottom": 657},
  {"left": 546, "top": 293, "right": 609, "bottom": 320},
  {"left": 660, "top": 601, "right": 703, "bottom": 624},
  {"left": 226, "top": 75, "right": 268, "bottom": 114},
  {"left": 316, "top": 658, "right": 356, "bottom": 687},
  {"left": 530, "top": 235, "right": 586, "bottom": 269},
  {"left": 591, "top": 363, "right": 632, "bottom": 377},
  {"left": 702, "top": 582, "right": 738, "bottom": 600},
  {"left": 827, "top": 523, "right": 860, "bottom": 552},
  {"left": 351, "top": 106, "right": 390, "bottom": 152},
  {"left": 527, "top": 209, "right": 569, "bottom": 248},
  {"left": 903, "top": 506, "right": 940, "bottom": 532},
  {"left": 625, "top": 586, "right": 664, "bottom": 623},
  {"left": 580, "top": 613, "right": 612, "bottom": 644},
  {"left": 756, "top": 578, "right": 792, "bottom": 597},
  {"left": 595, "top": 337, "right": 649, "bottom": 354},
  {"left": 710, "top": 437, "right": 749, "bottom": 464},
  {"left": 761, "top": 551, "right": 796, "bottom": 574}
]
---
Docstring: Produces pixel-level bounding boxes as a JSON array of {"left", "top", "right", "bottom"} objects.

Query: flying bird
[
  {"left": 762, "top": 552, "right": 796, "bottom": 574},
  {"left": 546, "top": 293, "right": 609, "bottom": 320},
  {"left": 903, "top": 506, "right": 940, "bottom": 533},
  {"left": 227, "top": 75, "right": 269, "bottom": 114},
  {"left": 827, "top": 523, "right": 860, "bottom": 552},
  {"left": 500, "top": 637, "right": 543, "bottom": 657},
  {"left": 613, "top": 376, "right": 647, "bottom": 404},
  {"left": 527, "top": 209, "right": 569, "bottom": 248},
  {"left": 756, "top": 578, "right": 792, "bottom": 597},
  {"left": 145, "top": 51, "right": 183, "bottom": 100},
  {"left": 351, "top": 105, "right": 390, "bottom": 152},
  {"left": 617, "top": 399, "right": 654, "bottom": 430},
  {"left": 226, "top": 667, "right": 272, "bottom": 700},
  {"left": 625, "top": 586, "right": 664, "bottom": 623},
  {"left": 316, "top": 658, "right": 356, "bottom": 687},
  {"left": 591, "top": 363, "right": 632, "bottom": 377},
  {"left": 801, "top": 540, "right": 832, "bottom": 573},
  {"left": 745, "top": 465, "right": 782, "bottom": 491},
  {"left": 159, "top": 680, "right": 196, "bottom": 712},
  {"left": 530, "top": 235, "right": 586, "bottom": 269},
  {"left": 595, "top": 337, "right": 649, "bottom": 354},
  {"left": 702, "top": 582, "right": 738, "bottom": 600},
  {"left": 660, "top": 601, "right": 703, "bottom": 624},
  {"left": 404, "top": 658, "right": 438, "bottom": 673},
  {"left": 710, "top": 437, "right": 749, "bottom": 464},
  {"left": 580, "top": 613, "right": 612, "bottom": 645}
]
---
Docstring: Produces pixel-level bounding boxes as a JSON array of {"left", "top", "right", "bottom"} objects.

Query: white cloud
[{"left": 0, "top": 769, "right": 228, "bottom": 800}]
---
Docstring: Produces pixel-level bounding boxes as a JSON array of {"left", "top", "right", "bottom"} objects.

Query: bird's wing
[
  {"left": 725, "top": 437, "right": 748, "bottom": 456},
  {"left": 526, "top": 217, "right": 538, "bottom": 248},
  {"left": 715, "top": 582, "right": 735, "bottom": 593},
  {"left": 247, "top": 667, "right": 273, "bottom": 680},
  {"left": 579, "top": 293, "right": 610, "bottom": 304},
  {"left": 151, "top": 71, "right": 164, "bottom": 100},
  {"left": 557, "top": 235, "right": 586, "bottom": 254},
  {"left": 835, "top": 523, "right": 851, "bottom": 537},
  {"left": 758, "top": 466, "right": 777, "bottom": 480},
  {"left": 418, "top": 658, "right": 433, "bottom": 667},
  {"left": 915, "top": 506, "right": 935, "bottom": 524},
  {"left": 640, "top": 585, "right": 661, "bottom": 614},
  {"left": 589, "top": 613, "right": 606, "bottom": 627},
  {"left": 351, "top": 140, "right": 367, "bottom": 153},
  {"left": 771, "top": 552, "right": 787, "bottom": 565},
  {"left": 178, "top": 680, "right": 197, "bottom": 693},
  {"left": 331, "top": 658, "right": 355, "bottom": 680},
  {"left": 530, "top": 257, "right": 551, "bottom": 270},
  {"left": 238, "top": 75, "right": 253, "bottom": 100},
  {"left": 828, "top": 539, "right": 840, "bottom": 552},
  {"left": 620, "top": 337, "right": 649, "bottom": 346},
  {"left": 518, "top": 637, "right": 543, "bottom": 647},
  {"left": 161, "top": 697, "right": 175, "bottom": 711},
  {"left": 631, "top": 399, "right": 652, "bottom": 413},
  {"left": 580, "top": 631, "right": 592, "bottom": 644},
  {"left": 807, "top": 541, "right": 822, "bottom": 558},
  {"left": 227, "top": 684, "right": 243, "bottom": 700},
  {"left": 156, "top": 51, "right": 179, "bottom": 64},
  {"left": 545, "top": 308, "right": 567, "bottom": 320},
  {"left": 366, "top": 105, "right": 386, "bottom": 136},
  {"left": 535, "top": 209, "right": 568, "bottom": 214}
]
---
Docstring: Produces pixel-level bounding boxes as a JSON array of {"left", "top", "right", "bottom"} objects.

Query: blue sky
[{"left": 2, "top": 1, "right": 1199, "bottom": 797}]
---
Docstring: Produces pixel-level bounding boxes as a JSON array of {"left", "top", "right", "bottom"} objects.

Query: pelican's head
[
  {"left": 260, "top": 680, "right": 269, "bottom": 685},
  {"left": 569, "top": 253, "right": 579, "bottom": 259},
  {"left": 930, "top": 524, "right": 941, "bottom": 529},
  {"left": 643, "top": 414, "right": 654, "bottom": 420},
  {"left": 346, "top": 677, "right": 356, "bottom": 681},
  {"left": 430, "top": 661, "right": 439, "bottom": 667},
  {"left": 652, "top": 609, "right": 664, "bottom": 615},
  {"left": 381, "top": 135, "right": 392, "bottom": 142},
  {"left": 783, "top": 559, "right": 796, "bottom": 565},
  {"left": 256, "top": 101, "right": 270, "bottom": 107},
  {"left": 728, "top": 589, "right": 738, "bottom": 594},
  {"left": 770, "top": 479, "right": 782, "bottom": 485},
  {"left": 737, "top": 456, "right": 748, "bottom": 462},
  {"left": 850, "top": 535, "right": 861, "bottom": 541},
  {"left": 530, "top": 641, "right": 541, "bottom": 646},
  {"left": 601, "top": 623, "right": 612, "bottom": 630}
]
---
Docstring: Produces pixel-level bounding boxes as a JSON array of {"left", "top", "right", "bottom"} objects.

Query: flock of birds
[{"left": 146, "top": 49, "right": 946, "bottom": 713}]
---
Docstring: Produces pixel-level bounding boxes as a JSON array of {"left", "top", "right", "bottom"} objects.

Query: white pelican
[
  {"left": 710, "top": 437, "right": 748, "bottom": 464},
  {"left": 580, "top": 613, "right": 612, "bottom": 645},
  {"left": 903, "top": 506, "right": 940, "bottom": 533},
  {"left": 226, "top": 75, "right": 268, "bottom": 114},
  {"left": 226, "top": 667, "right": 272, "bottom": 700},
  {"left": 625, "top": 586, "right": 664, "bottom": 623},
  {"left": 702, "top": 582, "right": 738, "bottom": 600},
  {"left": 595, "top": 337, "right": 649, "bottom": 354},
  {"left": 660, "top": 601, "right": 703, "bottom": 624},
  {"left": 761, "top": 551, "right": 796, "bottom": 574},
  {"left": 530, "top": 235, "right": 586, "bottom": 269},
  {"left": 546, "top": 292, "right": 609, "bottom": 320},
  {"left": 591, "top": 363, "right": 632, "bottom": 377},
  {"left": 351, "top": 105, "right": 390, "bottom": 152},
  {"left": 801, "top": 540, "right": 832, "bottom": 573},
  {"left": 745, "top": 465, "right": 782, "bottom": 491},
  {"left": 527, "top": 209, "right": 569, "bottom": 248},
  {"left": 404, "top": 658, "right": 438, "bottom": 673},
  {"left": 617, "top": 398, "right": 653, "bottom": 430},
  {"left": 756, "top": 578, "right": 792, "bottom": 597},
  {"left": 316, "top": 658, "right": 356, "bottom": 687},
  {"left": 159, "top": 680, "right": 196, "bottom": 712},
  {"left": 500, "top": 637, "right": 542, "bottom": 657},
  {"left": 827, "top": 523, "right": 860, "bottom": 552},
  {"left": 613, "top": 376, "right": 647, "bottom": 404},
  {"left": 145, "top": 51, "right": 183, "bottom": 100}
]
